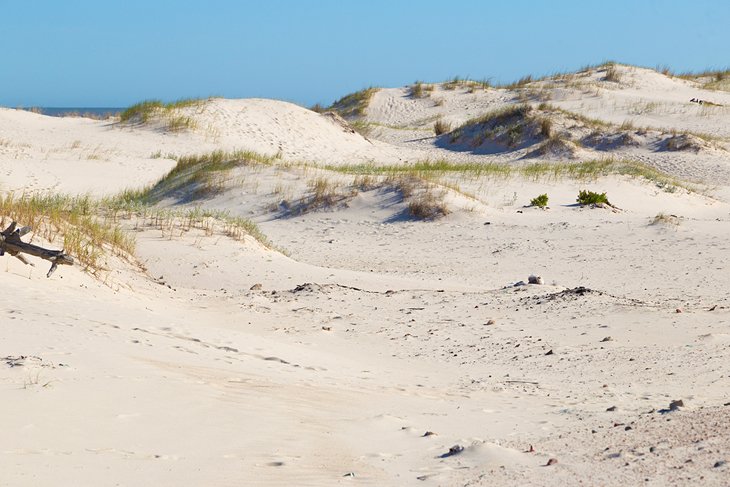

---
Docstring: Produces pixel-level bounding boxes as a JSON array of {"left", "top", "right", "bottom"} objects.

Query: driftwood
[{"left": 0, "top": 222, "right": 74, "bottom": 277}]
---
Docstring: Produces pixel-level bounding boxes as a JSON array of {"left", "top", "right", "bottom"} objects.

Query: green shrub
[
  {"left": 530, "top": 193, "right": 549, "bottom": 207},
  {"left": 577, "top": 190, "right": 610, "bottom": 205}
]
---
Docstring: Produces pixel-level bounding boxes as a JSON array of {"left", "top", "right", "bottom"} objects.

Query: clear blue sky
[{"left": 2, "top": 0, "right": 729, "bottom": 108}]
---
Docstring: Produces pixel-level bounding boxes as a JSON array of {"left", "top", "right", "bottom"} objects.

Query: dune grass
[
  {"left": 0, "top": 193, "right": 135, "bottom": 273},
  {"left": 99, "top": 150, "right": 283, "bottom": 252},
  {"left": 411, "top": 82, "right": 425, "bottom": 98},
  {"left": 321, "top": 157, "right": 690, "bottom": 190},
  {"left": 119, "top": 98, "right": 206, "bottom": 128},
  {"left": 603, "top": 63, "right": 622, "bottom": 82},
  {"left": 0, "top": 149, "right": 289, "bottom": 278},
  {"left": 329, "top": 87, "right": 378, "bottom": 118},
  {"left": 674, "top": 68, "right": 730, "bottom": 91},
  {"left": 434, "top": 118, "right": 451, "bottom": 136},
  {"left": 133, "top": 205, "right": 280, "bottom": 251},
  {"left": 118, "top": 150, "right": 277, "bottom": 205},
  {"left": 448, "top": 104, "right": 534, "bottom": 145}
]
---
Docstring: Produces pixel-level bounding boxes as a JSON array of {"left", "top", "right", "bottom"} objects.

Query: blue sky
[{"left": 2, "top": 0, "right": 729, "bottom": 107}]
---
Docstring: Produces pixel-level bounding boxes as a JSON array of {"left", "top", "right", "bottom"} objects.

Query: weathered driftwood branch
[{"left": 0, "top": 222, "right": 74, "bottom": 277}]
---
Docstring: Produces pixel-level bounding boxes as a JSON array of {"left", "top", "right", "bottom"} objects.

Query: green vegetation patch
[
  {"left": 0, "top": 193, "right": 135, "bottom": 273},
  {"left": 577, "top": 189, "right": 610, "bottom": 205},
  {"left": 119, "top": 98, "right": 205, "bottom": 124},
  {"left": 530, "top": 193, "right": 549, "bottom": 208},
  {"left": 329, "top": 87, "right": 378, "bottom": 118}
]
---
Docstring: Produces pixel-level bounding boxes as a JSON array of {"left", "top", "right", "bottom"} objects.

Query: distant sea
[{"left": 23, "top": 107, "right": 124, "bottom": 118}]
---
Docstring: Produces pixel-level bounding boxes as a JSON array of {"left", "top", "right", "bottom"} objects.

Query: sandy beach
[{"left": 1, "top": 63, "right": 729, "bottom": 486}]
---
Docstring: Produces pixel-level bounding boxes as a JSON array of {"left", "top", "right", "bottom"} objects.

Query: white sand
[{"left": 2, "top": 65, "right": 730, "bottom": 486}]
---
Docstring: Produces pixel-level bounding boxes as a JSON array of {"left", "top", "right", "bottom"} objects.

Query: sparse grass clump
[
  {"left": 407, "top": 188, "right": 450, "bottom": 220},
  {"left": 434, "top": 118, "right": 451, "bottom": 136},
  {"left": 307, "top": 178, "right": 344, "bottom": 209},
  {"left": 329, "top": 87, "right": 378, "bottom": 118},
  {"left": 411, "top": 82, "right": 425, "bottom": 98},
  {"left": 530, "top": 193, "right": 549, "bottom": 208},
  {"left": 604, "top": 64, "right": 622, "bottom": 83},
  {"left": 577, "top": 189, "right": 610, "bottom": 206}
]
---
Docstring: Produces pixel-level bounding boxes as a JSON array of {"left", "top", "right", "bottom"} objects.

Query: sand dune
[{"left": 2, "top": 64, "right": 730, "bottom": 485}]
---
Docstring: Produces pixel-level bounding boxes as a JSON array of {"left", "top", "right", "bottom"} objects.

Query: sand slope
[{"left": 2, "top": 64, "right": 730, "bottom": 486}]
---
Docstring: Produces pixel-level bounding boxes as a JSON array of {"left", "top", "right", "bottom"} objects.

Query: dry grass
[
  {"left": 539, "top": 117, "right": 553, "bottom": 137},
  {"left": 0, "top": 193, "right": 135, "bottom": 274},
  {"left": 604, "top": 64, "right": 622, "bottom": 82},
  {"left": 411, "top": 82, "right": 426, "bottom": 98},
  {"left": 352, "top": 175, "right": 379, "bottom": 191},
  {"left": 1, "top": 149, "right": 288, "bottom": 278},
  {"left": 307, "top": 178, "right": 345, "bottom": 209},
  {"left": 407, "top": 188, "right": 449, "bottom": 220},
  {"left": 434, "top": 118, "right": 451, "bottom": 136}
]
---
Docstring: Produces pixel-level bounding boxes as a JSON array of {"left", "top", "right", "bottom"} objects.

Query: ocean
[{"left": 24, "top": 107, "right": 124, "bottom": 118}]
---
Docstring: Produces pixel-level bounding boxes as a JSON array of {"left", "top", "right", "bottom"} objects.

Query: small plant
[
  {"left": 577, "top": 189, "right": 610, "bottom": 206},
  {"left": 411, "top": 82, "right": 424, "bottom": 98},
  {"left": 604, "top": 64, "right": 621, "bottom": 82},
  {"left": 530, "top": 193, "right": 549, "bottom": 208},
  {"left": 434, "top": 118, "right": 451, "bottom": 136},
  {"left": 407, "top": 189, "right": 450, "bottom": 220}
]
